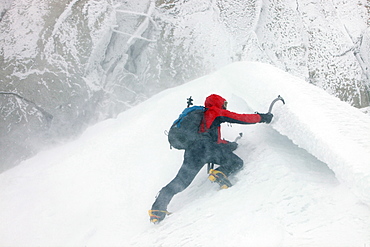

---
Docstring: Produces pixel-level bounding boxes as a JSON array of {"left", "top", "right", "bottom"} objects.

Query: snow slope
[{"left": 0, "top": 62, "right": 369, "bottom": 246}]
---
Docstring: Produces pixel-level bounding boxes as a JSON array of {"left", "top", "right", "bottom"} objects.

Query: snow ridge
[
  {"left": 214, "top": 62, "right": 370, "bottom": 205},
  {"left": 0, "top": 62, "right": 369, "bottom": 246}
]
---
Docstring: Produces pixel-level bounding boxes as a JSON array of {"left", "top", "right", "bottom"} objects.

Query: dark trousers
[{"left": 151, "top": 140, "right": 243, "bottom": 211}]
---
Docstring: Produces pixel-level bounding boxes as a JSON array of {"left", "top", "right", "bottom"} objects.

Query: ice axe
[
  {"left": 268, "top": 95, "right": 285, "bottom": 113},
  {"left": 207, "top": 133, "right": 243, "bottom": 174},
  {"left": 234, "top": 132, "right": 243, "bottom": 142}
]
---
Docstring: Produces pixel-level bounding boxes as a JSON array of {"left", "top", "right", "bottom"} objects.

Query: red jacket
[{"left": 199, "top": 94, "right": 262, "bottom": 144}]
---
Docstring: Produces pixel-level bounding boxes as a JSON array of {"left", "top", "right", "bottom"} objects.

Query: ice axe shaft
[{"left": 268, "top": 95, "right": 285, "bottom": 113}]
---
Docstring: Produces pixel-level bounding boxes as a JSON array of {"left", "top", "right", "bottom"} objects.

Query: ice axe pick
[{"left": 268, "top": 95, "right": 285, "bottom": 113}]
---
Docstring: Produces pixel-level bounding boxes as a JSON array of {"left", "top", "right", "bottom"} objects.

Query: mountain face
[{"left": 0, "top": 0, "right": 369, "bottom": 171}]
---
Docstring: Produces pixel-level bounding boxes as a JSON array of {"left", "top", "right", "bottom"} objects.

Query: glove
[
  {"left": 258, "top": 112, "right": 273, "bottom": 124},
  {"left": 222, "top": 141, "right": 238, "bottom": 151}
]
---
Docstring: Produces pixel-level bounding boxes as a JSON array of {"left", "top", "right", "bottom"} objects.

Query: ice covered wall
[
  {"left": 0, "top": 0, "right": 369, "bottom": 171},
  {"left": 220, "top": 0, "right": 369, "bottom": 107},
  {"left": 0, "top": 0, "right": 116, "bottom": 171}
]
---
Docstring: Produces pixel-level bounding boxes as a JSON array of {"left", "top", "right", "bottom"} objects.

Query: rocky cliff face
[{"left": 0, "top": 0, "right": 369, "bottom": 171}]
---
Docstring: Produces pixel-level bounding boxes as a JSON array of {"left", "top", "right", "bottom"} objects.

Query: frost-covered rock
[{"left": 0, "top": 0, "right": 117, "bottom": 170}]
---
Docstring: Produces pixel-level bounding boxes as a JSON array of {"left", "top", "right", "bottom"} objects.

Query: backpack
[{"left": 168, "top": 105, "right": 205, "bottom": 149}]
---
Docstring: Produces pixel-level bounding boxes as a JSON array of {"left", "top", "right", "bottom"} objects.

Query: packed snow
[{"left": 0, "top": 62, "right": 369, "bottom": 246}]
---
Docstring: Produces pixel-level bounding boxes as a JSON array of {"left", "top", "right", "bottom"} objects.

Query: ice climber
[{"left": 149, "top": 94, "right": 273, "bottom": 223}]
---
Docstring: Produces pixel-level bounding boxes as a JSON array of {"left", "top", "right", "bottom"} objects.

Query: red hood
[{"left": 204, "top": 94, "right": 226, "bottom": 109}]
